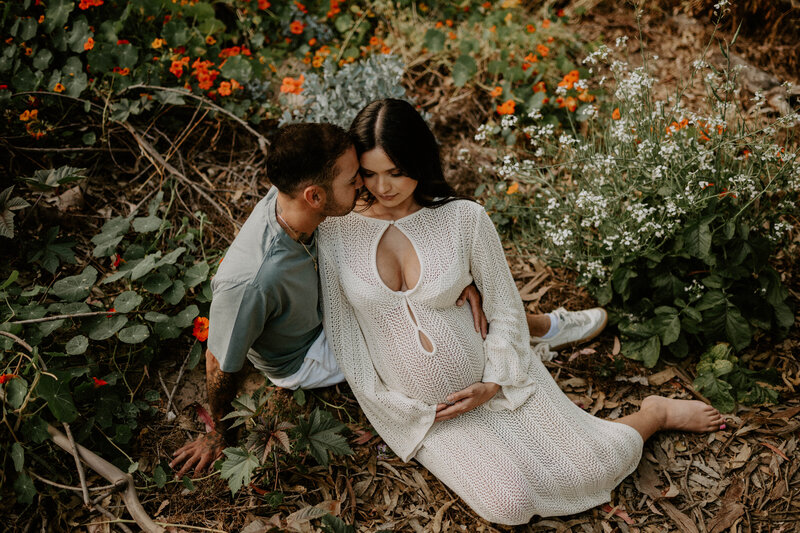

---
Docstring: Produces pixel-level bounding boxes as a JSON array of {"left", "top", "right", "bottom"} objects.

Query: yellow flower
[
  {"left": 506, "top": 182, "right": 519, "bottom": 195},
  {"left": 205, "top": 35, "right": 216, "bottom": 45}
]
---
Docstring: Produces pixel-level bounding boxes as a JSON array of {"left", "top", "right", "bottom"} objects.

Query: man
[{"left": 170, "top": 122, "right": 607, "bottom": 477}]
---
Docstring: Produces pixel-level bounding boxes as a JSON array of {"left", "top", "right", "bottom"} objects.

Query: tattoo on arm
[{"left": 206, "top": 361, "right": 240, "bottom": 443}]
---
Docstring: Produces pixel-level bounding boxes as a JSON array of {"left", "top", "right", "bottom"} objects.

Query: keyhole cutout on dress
[
  {"left": 375, "top": 224, "right": 434, "bottom": 354},
  {"left": 375, "top": 224, "right": 421, "bottom": 293}
]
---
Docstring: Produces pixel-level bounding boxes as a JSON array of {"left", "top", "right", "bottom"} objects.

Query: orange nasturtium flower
[
  {"left": 218, "top": 81, "right": 232, "bottom": 96},
  {"left": 612, "top": 108, "right": 621, "bottom": 120},
  {"left": 151, "top": 38, "right": 165, "bottom": 49},
  {"left": 380, "top": 45, "right": 391, "bottom": 54},
  {"left": 280, "top": 74, "right": 305, "bottom": 95},
  {"left": 564, "top": 96, "right": 578, "bottom": 112},
  {"left": 193, "top": 317, "right": 210, "bottom": 342},
  {"left": 258, "top": 0, "right": 271, "bottom": 9},
  {"left": 205, "top": 35, "right": 216, "bottom": 45},
  {"left": 526, "top": 24, "right": 535, "bottom": 33},
  {"left": 496, "top": 99, "right": 515, "bottom": 115},
  {"left": 369, "top": 36, "right": 381, "bottom": 46},
  {"left": 83, "top": 37, "right": 95, "bottom": 51},
  {"left": 542, "top": 19, "right": 551, "bottom": 28},
  {"left": 92, "top": 377, "right": 108, "bottom": 388},
  {"left": 0, "top": 374, "right": 18, "bottom": 384},
  {"left": 506, "top": 182, "right": 519, "bottom": 195},
  {"left": 38, "top": 15, "right": 45, "bottom": 23},
  {"left": 53, "top": 83, "right": 66, "bottom": 93},
  {"left": 289, "top": 20, "right": 305, "bottom": 35},
  {"left": 536, "top": 44, "right": 549, "bottom": 57},
  {"left": 489, "top": 86, "right": 503, "bottom": 98},
  {"left": 19, "top": 110, "right": 31, "bottom": 121},
  {"left": 532, "top": 81, "right": 546, "bottom": 93}
]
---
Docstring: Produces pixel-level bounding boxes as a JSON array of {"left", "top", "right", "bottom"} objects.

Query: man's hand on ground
[
  {"left": 456, "top": 284, "right": 488, "bottom": 339},
  {"left": 170, "top": 430, "right": 226, "bottom": 479}
]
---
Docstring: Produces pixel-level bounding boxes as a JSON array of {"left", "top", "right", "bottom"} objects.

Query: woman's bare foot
[{"left": 641, "top": 395, "right": 724, "bottom": 433}]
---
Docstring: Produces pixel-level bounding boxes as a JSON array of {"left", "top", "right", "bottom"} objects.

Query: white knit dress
[{"left": 318, "top": 200, "right": 643, "bottom": 525}]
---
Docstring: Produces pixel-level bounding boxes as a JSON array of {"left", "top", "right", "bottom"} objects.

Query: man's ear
[{"left": 301, "top": 184, "right": 326, "bottom": 209}]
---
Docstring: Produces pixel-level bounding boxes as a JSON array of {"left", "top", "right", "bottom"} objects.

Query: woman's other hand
[
  {"left": 434, "top": 382, "right": 500, "bottom": 422},
  {"left": 456, "top": 283, "right": 488, "bottom": 339}
]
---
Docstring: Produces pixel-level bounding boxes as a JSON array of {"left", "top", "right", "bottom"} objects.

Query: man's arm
[{"left": 170, "top": 349, "right": 241, "bottom": 478}]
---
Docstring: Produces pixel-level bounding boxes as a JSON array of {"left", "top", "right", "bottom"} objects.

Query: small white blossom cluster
[
  {"left": 582, "top": 45, "right": 611, "bottom": 66},
  {"left": 575, "top": 190, "right": 609, "bottom": 228},
  {"left": 684, "top": 279, "right": 704, "bottom": 301},
  {"left": 769, "top": 220, "right": 793, "bottom": 243},
  {"left": 524, "top": 123, "right": 556, "bottom": 146},
  {"left": 727, "top": 173, "right": 758, "bottom": 199},
  {"left": 500, "top": 114, "right": 518, "bottom": 129},
  {"left": 713, "top": 0, "right": 730, "bottom": 11},
  {"left": 558, "top": 134, "right": 578, "bottom": 146},
  {"left": 497, "top": 154, "right": 521, "bottom": 178},
  {"left": 474, "top": 123, "right": 495, "bottom": 142},
  {"left": 527, "top": 108, "right": 543, "bottom": 121},
  {"left": 456, "top": 148, "right": 471, "bottom": 163},
  {"left": 615, "top": 36, "right": 629, "bottom": 48},
  {"left": 614, "top": 67, "right": 655, "bottom": 101}
]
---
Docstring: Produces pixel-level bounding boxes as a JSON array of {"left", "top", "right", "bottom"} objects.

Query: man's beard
[{"left": 322, "top": 190, "right": 358, "bottom": 217}]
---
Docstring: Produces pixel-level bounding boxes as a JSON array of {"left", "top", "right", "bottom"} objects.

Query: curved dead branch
[{"left": 46, "top": 424, "right": 165, "bottom": 533}]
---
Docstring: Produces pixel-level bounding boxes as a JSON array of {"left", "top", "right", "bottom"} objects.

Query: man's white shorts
[{"left": 266, "top": 329, "right": 345, "bottom": 390}]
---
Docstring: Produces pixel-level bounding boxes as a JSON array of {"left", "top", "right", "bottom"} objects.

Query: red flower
[
  {"left": 257, "top": 0, "right": 271, "bottom": 9},
  {"left": 106, "top": 308, "right": 116, "bottom": 318},
  {"left": 84, "top": 37, "right": 95, "bottom": 51},
  {"left": 289, "top": 20, "right": 305, "bottom": 35},
  {"left": 117, "top": 39, "right": 129, "bottom": 45},
  {"left": 92, "top": 377, "right": 108, "bottom": 388},
  {"left": 193, "top": 317, "right": 210, "bottom": 342},
  {"left": 0, "top": 374, "right": 18, "bottom": 384}
]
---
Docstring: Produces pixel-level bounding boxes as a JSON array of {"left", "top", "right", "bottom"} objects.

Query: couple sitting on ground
[{"left": 170, "top": 99, "right": 724, "bottom": 525}]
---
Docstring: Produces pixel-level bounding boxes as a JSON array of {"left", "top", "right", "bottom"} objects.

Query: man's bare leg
[{"left": 615, "top": 395, "right": 724, "bottom": 442}]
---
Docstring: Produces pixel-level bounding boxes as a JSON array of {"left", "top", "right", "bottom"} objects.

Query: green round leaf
[
  {"left": 143, "top": 271, "right": 172, "bottom": 294},
  {"left": 183, "top": 262, "right": 210, "bottom": 288},
  {"left": 113, "top": 290, "right": 143, "bottom": 313},
  {"left": 118, "top": 324, "right": 150, "bottom": 344},
  {"left": 6, "top": 377, "right": 28, "bottom": 410},
  {"left": 66, "top": 334, "right": 89, "bottom": 355},
  {"left": 220, "top": 55, "right": 253, "bottom": 82},
  {"left": 89, "top": 315, "right": 129, "bottom": 340},
  {"left": 52, "top": 266, "right": 98, "bottom": 300}
]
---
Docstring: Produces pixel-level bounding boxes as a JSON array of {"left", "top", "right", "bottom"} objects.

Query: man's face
[{"left": 322, "top": 146, "right": 362, "bottom": 217}]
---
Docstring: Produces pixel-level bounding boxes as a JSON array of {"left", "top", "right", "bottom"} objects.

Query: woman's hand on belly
[{"left": 434, "top": 381, "right": 501, "bottom": 422}]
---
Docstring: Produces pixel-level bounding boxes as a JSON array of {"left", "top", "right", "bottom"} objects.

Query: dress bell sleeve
[
  {"left": 468, "top": 204, "right": 555, "bottom": 411},
  {"left": 318, "top": 224, "right": 437, "bottom": 463}
]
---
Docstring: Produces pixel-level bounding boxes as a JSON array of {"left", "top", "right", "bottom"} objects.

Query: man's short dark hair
[{"left": 266, "top": 123, "right": 353, "bottom": 196}]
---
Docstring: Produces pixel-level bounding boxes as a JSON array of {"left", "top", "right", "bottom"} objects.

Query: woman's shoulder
[{"left": 431, "top": 198, "right": 486, "bottom": 220}]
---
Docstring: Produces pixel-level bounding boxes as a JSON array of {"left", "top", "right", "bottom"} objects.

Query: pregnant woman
[{"left": 318, "top": 99, "right": 723, "bottom": 525}]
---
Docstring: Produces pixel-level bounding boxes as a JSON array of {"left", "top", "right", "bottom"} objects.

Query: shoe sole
[{"left": 547, "top": 309, "right": 609, "bottom": 351}]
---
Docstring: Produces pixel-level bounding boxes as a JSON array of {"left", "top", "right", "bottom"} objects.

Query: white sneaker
[{"left": 530, "top": 307, "right": 608, "bottom": 351}]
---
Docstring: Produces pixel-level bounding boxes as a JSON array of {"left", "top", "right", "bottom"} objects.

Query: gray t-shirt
[{"left": 208, "top": 187, "right": 322, "bottom": 378}]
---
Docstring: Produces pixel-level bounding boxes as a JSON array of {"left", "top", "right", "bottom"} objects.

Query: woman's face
[{"left": 360, "top": 147, "right": 418, "bottom": 210}]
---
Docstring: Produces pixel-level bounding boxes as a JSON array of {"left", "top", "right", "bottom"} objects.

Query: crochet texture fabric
[{"left": 318, "top": 200, "right": 643, "bottom": 525}]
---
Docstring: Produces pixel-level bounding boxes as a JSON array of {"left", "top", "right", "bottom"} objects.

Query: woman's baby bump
[{"left": 374, "top": 302, "right": 486, "bottom": 405}]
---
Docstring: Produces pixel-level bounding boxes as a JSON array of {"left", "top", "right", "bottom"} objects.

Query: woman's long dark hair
[{"left": 349, "top": 99, "right": 470, "bottom": 208}]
